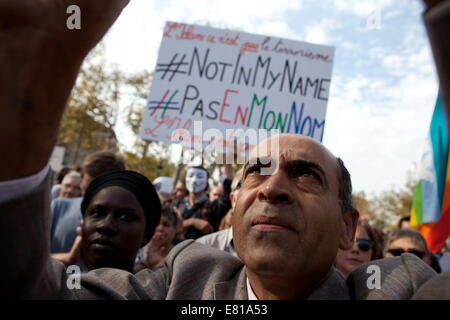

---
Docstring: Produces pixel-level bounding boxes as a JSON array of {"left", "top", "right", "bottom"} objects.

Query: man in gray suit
[{"left": 0, "top": 0, "right": 442, "bottom": 299}]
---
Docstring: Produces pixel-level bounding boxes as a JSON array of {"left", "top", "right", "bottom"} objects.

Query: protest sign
[
  {"left": 140, "top": 22, "right": 335, "bottom": 156},
  {"left": 50, "top": 146, "right": 65, "bottom": 172}
]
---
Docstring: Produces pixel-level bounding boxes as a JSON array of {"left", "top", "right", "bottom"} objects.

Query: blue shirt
[
  {"left": 50, "top": 197, "right": 83, "bottom": 254},
  {"left": 50, "top": 197, "right": 87, "bottom": 271}
]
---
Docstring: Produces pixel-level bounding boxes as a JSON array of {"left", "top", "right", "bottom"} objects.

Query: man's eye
[
  {"left": 294, "top": 167, "right": 320, "bottom": 181},
  {"left": 246, "top": 166, "right": 261, "bottom": 176}
]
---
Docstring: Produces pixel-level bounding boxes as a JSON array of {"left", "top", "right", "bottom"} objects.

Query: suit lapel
[
  {"left": 214, "top": 267, "right": 248, "bottom": 300},
  {"left": 307, "top": 267, "right": 351, "bottom": 300}
]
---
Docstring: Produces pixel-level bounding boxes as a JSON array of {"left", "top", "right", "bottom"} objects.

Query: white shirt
[
  {"left": 196, "top": 227, "right": 237, "bottom": 257},
  {"left": 246, "top": 276, "right": 258, "bottom": 300}
]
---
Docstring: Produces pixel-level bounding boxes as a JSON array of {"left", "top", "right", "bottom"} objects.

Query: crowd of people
[
  {"left": 49, "top": 159, "right": 450, "bottom": 277},
  {"left": 1, "top": 0, "right": 450, "bottom": 299},
  {"left": 40, "top": 135, "right": 450, "bottom": 299}
]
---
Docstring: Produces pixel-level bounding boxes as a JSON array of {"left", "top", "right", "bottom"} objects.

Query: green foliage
[
  {"left": 57, "top": 42, "right": 174, "bottom": 177},
  {"left": 58, "top": 43, "right": 123, "bottom": 164},
  {"left": 123, "top": 151, "right": 174, "bottom": 182},
  {"left": 353, "top": 168, "right": 417, "bottom": 230}
]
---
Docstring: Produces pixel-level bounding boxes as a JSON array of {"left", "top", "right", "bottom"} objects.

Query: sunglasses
[
  {"left": 387, "top": 248, "right": 425, "bottom": 259},
  {"left": 356, "top": 238, "right": 373, "bottom": 252}
]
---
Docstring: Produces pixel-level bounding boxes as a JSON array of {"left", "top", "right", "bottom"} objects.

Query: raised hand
[
  {"left": 145, "top": 234, "right": 167, "bottom": 269},
  {"left": 0, "top": 0, "right": 129, "bottom": 181}
]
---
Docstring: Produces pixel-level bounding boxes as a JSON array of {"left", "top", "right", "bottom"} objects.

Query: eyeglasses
[
  {"left": 355, "top": 238, "right": 373, "bottom": 252},
  {"left": 387, "top": 248, "right": 425, "bottom": 259}
]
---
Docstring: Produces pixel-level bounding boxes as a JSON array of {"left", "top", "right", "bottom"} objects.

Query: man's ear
[
  {"left": 230, "top": 191, "right": 237, "bottom": 207},
  {"left": 339, "top": 209, "right": 359, "bottom": 250}
]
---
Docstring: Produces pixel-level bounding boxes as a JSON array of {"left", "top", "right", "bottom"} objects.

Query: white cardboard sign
[{"left": 140, "top": 22, "right": 335, "bottom": 155}]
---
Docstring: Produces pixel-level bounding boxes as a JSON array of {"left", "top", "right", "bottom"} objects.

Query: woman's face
[
  {"left": 335, "top": 225, "right": 373, "bottom": 277},
  {"left": 81, "top": 186, "right": 147, "bottom": 272}
]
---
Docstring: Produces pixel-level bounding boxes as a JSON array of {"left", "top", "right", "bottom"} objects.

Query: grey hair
[{"left": 61, "top": 172, "right": 82, "bottom": 184}]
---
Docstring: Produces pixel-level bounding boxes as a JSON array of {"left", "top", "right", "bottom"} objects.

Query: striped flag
[{"left": 411, "top": 92, "right": 450, "bottom": 253}]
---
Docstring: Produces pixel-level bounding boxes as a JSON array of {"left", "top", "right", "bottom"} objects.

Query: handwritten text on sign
[{"left": 140, "top": 22, "right": 335, "bottom": 154}]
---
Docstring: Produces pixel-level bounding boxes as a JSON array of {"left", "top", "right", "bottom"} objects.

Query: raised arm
[
  {"left": 422, "top": 0, "right": 450, "bottom": 119},
  {"left": 0, "top": 0, "right": 129, "bottom": 181},
  {"left": 0, "top": 0, "right": 129, "bottom": 298}
]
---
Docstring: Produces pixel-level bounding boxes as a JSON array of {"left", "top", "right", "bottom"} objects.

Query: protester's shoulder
[
  {"left": 166, "top": 239, "right": 243, "bottom": 270},
  {"left": 412, "top": 270, "right": 450, "bottom": 299},
  {"left": 347, "top": 253, "right": 436, "bottom": 299},
  {"left": 76, "top": 242, "right": 243, "bottom": 299},
  {"left": 52, "top": 196, "right": 82, "bottom": 207},
  {"left": 51, "top": 197, "right": 82, "bottom": 216},
  {"left": 78, "top": 267, "right": 161, "bottom": 299},
  {"left": 51, "top": 184, "right": 61, "bottom": 193},
  {"left": 439, "top": 252, "right": 450, "bottom": 272}
]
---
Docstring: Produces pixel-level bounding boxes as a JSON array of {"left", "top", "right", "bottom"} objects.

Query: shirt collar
[{"left": 246, "top": 277, "right": 258, "bottom": 300}]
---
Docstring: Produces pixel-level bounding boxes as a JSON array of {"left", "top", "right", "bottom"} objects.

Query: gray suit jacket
[
  {"left": 412, "top": 270, "right": 450, "bottom": 299},
  {"left": 0, "top": 172, "right": 437, "bottom": 300}
]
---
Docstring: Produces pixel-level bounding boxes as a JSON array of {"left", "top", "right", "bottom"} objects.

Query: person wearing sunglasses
[
  {"left": 335, "top": 221, "right": 383, "bottom": 278},
  {"left": 385, "top": 229, "right": 431, "bottom": 265}
]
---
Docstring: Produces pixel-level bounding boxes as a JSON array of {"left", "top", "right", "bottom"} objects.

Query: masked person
[
  {"left": 180, "top": 166, "right": 215, "bottom": 239},
  {"left": 180, "top": 165, "right": 234, "bottom": 239}
]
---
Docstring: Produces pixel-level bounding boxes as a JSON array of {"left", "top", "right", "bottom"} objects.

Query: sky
[{"left": 99, "top": 0, "right": 439, "bottom": 197}]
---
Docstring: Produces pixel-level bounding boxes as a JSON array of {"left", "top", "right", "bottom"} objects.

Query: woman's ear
[{"left": 339, "top": 209, "right": 359, "bottom": 250}]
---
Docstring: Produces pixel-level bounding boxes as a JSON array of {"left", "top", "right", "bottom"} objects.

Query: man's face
[
  {"left": 233, "top": 134, "right": 356, "bottom": 281},
  {"left": 185, "top": 168, "right": 208, "bottom": 194},
  {"left": 60, "top": 176, "right": 82, "bottom": 198},
  {"left": 209, "top": 186, "right": 223, "bottom": 202},
  {"left": 386, "top": 237, "right": 430, "bottom": 264}
]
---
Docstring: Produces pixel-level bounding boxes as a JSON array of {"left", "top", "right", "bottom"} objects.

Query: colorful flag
[{"left": 411, "top": 92, "right": 450, "bottom": 253}]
